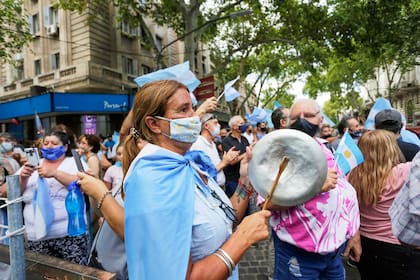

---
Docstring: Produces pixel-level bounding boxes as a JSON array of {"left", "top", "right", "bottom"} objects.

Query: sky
[{"left": 289, "top": 80, "right": 330, "bottom": 109}]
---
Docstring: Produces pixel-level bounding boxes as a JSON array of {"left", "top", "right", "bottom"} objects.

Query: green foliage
[
  {"left": 0, "top": 0, "right": 31, "bottom": 62},
  {"left": 54, "top": 0, "right": 420, "bottom": 115}
]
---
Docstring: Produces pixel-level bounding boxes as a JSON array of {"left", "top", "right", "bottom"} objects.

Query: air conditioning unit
[{"left": 47, "top": 24, "right": 58, "bottom": 36}]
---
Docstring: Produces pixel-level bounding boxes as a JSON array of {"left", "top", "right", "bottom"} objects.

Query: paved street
[{"left": 238, "top": 236, "right": 361, "bottom": 280}]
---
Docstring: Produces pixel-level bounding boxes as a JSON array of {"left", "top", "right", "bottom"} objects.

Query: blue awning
[
  {"left": 0, "top": 92, "right": 131, "bottom": 121},
  {"left": 0, "top": 93, "right": 52, "bottom": 120}
]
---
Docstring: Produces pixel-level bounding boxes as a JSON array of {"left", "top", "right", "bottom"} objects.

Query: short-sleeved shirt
[
  {"left": 103, "top": 165, "right": 123, "bottom": 195},
  {"left": 221, "top": 135, "right": 249, "bottom": 182}
]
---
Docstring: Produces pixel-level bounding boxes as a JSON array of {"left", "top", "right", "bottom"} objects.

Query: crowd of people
[{"left": 0, "top": 78, "right": 419, "bottom": 280}]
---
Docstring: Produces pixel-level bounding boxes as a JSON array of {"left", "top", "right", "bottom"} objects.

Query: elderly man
[
  {"left": 266, "top": 99, "right": 361, "bottom": 280},
  {"left": 221, "top": 115, "right": 249, "bottom": 197},
  {"left": 190, "top": 113, "right": 239, "bottom": 188}
]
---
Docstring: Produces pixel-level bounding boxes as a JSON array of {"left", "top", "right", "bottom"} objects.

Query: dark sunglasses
[{"left": 210, "top": 190, "right": 237, "bottom": 222}]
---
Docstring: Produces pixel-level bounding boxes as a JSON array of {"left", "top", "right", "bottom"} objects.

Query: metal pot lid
[{"left": 249, "top": 129, "right": 328, "bottom": 206}]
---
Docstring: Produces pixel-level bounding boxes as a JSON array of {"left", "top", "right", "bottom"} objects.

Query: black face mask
[
  {"left": 350, "top": 131, "right": 362, "bottom": 138},
  {"left": 289, "top": 117, "right": 319, "bottom": 137},
  {"left": 238, "top": 124, "right": 247, "bottom": 133},
  {"left": 260, "top": 127, "right": 266, "bottom": 132}
]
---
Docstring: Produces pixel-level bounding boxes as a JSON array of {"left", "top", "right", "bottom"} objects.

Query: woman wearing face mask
[
  {"left": 118, "top": 80, "right": 270, "bottom": 279},
  {"left": 17, "top": 130, "right": 89, "bottom": 265}
]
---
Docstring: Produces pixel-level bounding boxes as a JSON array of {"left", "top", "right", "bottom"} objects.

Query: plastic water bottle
[{"left": 65, "top": 181, "right": 86, "bottom": 236}]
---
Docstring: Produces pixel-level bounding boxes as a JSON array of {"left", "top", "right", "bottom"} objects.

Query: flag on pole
[
  {"left": 265, "top": 108, "right": 274, "bottom": 128},
  {"left": 273, "top": 101, "right": 282, "bottom": 109},
  {"left": 134, "top": 61, "right": 200, "bottom": 106},
  {"left": 32, "top": 177, "right": 55, "bottom": 240},
  {"left": 224, "top": 76, "right": 240, "bottom": 102},
  {"left": 248, "top": 107, "right": 268, "bottom": 123},
  {"left": 35, "top": 113, "right": 43, "bottom": 131},
  {"left": 364, "top": 97, "right": 392, "bottom": 130},
  {"left": 334, "top": 131, "right": 364, "bottom": 175}
]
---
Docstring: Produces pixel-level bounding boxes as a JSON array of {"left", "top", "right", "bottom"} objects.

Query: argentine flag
[
  {"left": 134, "top": 61, "right": 200, "bottom": 106},
  {"left": 32, "top": 177, "right": 55, "bottom": 240},
  {"left": 249, "top": 107, "right": 268, "bottom": 123},
  {"left": 334, "top": 131, "right": 364, "bottom": 175},
  {"left": 364, "top": 97, "right": 392, "bottom": 130},
  {"left": 224, "top": 76, "right": 241, "bottom": 102}
]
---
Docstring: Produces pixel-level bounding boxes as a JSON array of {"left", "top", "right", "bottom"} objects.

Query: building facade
[
  {"left": 364, "top": 61, "right": 420, "bottom": 127},
  {"left": 0, "top": 0, "right": 212, "bottom": 143}
]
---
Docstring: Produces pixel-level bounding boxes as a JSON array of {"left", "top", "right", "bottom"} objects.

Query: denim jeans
[{"left": 272, "top": 232, "right": 346, "bottom": 280}]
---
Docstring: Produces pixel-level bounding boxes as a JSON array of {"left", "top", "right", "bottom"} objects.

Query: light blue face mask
[
  {"left": 0, "top": 142, "right": 13, "bottom": 153},
  {"left": 155, "top": 116, "right": 201, "bottom": 143}
]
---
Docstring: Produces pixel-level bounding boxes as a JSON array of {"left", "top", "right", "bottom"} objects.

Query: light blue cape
[{"left": 124, "top": 145, "right": 213, "bottom": 279}]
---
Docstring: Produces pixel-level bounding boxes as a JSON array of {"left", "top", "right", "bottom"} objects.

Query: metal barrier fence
[{"left": 0, "top": 175, "right": 25, "bottom": 280}]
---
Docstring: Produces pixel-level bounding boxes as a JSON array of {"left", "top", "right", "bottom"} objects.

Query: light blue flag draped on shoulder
[
  {"left": 365, "top": 97, "right": 392, "bottom": 130},
  {"left": 32, "top": 177, "right": 55, "bottom": 240},
  {"left": 134, "top": 61, "right": 200, "bottom": 106},
  {"left": 124, "top": 144, "right": 199, "bottom": 280},
  {"left": 400, "top": 114, "right": 420, "bottom": 146},
  {"left": 401, "top": 128, "right": 420, "bottom": 146},
  {"left": 334, "top": 131, "right": 364, "bottom": 175},
  {"left": 224, "top": 76, "right": 240, "bottom": 102}
]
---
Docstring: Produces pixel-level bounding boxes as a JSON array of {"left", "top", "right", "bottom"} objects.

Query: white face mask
[
  {"left": 209, "top": 124, "right": 221, "bottom": 138},
  {"left": 155, "top": 116, "right": 201, "bottom": 143}
]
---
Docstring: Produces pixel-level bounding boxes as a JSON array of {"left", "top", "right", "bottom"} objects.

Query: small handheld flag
[
  {"left": 334, "top": 131, "right": 364, "bottom": 175},
  {"left": 33, "top": 177, "right": 55, "bottom": 240},
  {"left": 224, "top": 76, "right": 240, "bottom": 102}
]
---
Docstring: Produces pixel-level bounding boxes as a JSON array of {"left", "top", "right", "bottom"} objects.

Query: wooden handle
[{"left": 262, "top": 156, "right": 289, "bottom": 210}]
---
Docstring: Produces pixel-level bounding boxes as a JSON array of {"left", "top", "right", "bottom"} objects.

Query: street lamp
[{"left": 156, "top": 10, "right": 252, "bottom": 69}]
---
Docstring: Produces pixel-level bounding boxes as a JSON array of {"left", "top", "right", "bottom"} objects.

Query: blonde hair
[
  {"left": 347, "top": 130, "right": 401, "bottom": 205},
  {"left": 122, "top": 80, "right": 188, "bottom": 177}
]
